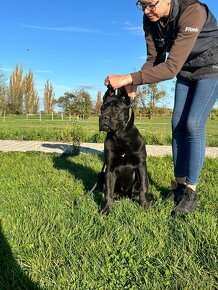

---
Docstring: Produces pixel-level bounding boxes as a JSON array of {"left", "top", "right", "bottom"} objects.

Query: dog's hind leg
[
  {"left": 137, "top": 163, "right": 150, "bottom": 209},
  {"left": 101, "top": 170, "right": 116, "bottom": 215}
]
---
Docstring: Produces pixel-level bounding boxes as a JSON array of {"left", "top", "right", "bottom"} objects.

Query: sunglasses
[{"left": 136, "top": 0, "right": 160, "bottom": 11}]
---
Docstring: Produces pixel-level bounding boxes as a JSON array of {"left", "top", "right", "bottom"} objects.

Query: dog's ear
[
  {"left": 118, "top": 86, "right": 131, "bottom": 105},
  {"left": 103, "top": 85, "right": 115, "bottom": 102}
]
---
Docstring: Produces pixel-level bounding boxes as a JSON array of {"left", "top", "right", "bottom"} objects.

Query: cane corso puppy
[{"left": 99, "top": 86, "right": 150, "bottom": 214}]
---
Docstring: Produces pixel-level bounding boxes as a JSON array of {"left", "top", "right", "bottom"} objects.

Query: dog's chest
[{"left": 115, "top": 150, "right": 140, "bottom": 166}]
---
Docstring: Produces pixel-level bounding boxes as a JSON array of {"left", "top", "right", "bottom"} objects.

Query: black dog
[{"left": 99, "top": 86, "right": 150, "bottom": 214}]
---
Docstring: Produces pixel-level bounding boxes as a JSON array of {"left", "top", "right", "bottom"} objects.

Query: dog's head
[{"left": 99, "top": 86, "right": 134, "bottom": 132}]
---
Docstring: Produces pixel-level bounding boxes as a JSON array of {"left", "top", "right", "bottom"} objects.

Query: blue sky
[{"left": 0, "top": 0, "right": 217, "bottom": 109}]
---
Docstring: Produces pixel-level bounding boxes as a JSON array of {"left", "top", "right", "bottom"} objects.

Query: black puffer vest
[{"left": 143, "top": 0, "right": 218, "bottom": 81}]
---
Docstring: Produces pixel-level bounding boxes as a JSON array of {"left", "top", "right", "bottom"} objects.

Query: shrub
[
  {"left": 89, "top": 131, "right": 106, "bottom": 143},
  {"left": 70, "top": 122, "right": 86, "bottom": 144}
]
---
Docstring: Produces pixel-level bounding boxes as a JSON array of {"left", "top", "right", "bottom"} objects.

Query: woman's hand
[
  {"left": 104, "top": 74, "right": 133, "bottom": 89},
  {"left": 104, "top": 74, "right": 137, "bottom": 98}
]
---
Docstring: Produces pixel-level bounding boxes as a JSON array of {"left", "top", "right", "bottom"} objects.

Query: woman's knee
[
  {"left": 172, "top": 110, "right": 184, "bottom": 131},
  {"left": 186, "top": 117, "right": 201, "bottom": 136}
]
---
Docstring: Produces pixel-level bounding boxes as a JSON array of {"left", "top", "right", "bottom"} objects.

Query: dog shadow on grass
[
  {"left": 0, "top": 222, "right": 43, "bottom": 290},
  {"left": 52, "top": 153, "right": 105, "bottom": 207}
]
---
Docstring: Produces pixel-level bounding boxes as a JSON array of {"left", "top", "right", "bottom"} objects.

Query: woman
[{"left": 104, "top": 0, "right": 218, "bottom": 214}]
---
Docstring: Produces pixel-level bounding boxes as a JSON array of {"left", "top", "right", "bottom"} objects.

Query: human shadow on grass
[
  {"left": 52, "top": 153, "right": 105, "bottom": 207},
  {"left": 0, "top": 222, "right": 42, "bottom": 290}
]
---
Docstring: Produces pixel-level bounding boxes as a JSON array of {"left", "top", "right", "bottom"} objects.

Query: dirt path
[{"left": 0, "top": 140, "right": 217, "bottom": 158}]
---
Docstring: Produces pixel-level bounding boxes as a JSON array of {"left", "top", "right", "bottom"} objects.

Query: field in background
[{"left": 1, "top": 114, "right": 218, "bottom": 146}]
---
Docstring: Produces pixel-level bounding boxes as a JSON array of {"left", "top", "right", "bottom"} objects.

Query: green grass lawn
[
  {"left": 1, "top": 115, "right": 218, "bottom": 146},
  {"left": 0, "top": 151, "right": 217, "bottom": 289}
]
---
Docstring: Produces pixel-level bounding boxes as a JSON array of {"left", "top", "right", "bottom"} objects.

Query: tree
[
  {"left": 23, "top": 70, "right": 39, "bottom": 114},
  {"left": 55, "top": 89, "right": 92, "bottom": 118},
  {"left": 8, "top": 64, "right": 24, "bottom": 114},
  {"left": 0, "top": 73, "right": 8, "bottom": 115},
  {"left": 55, "top": 92, "right": 77, "bottom": 115},
  {"left": 135, "top": 83, "right": 167, "bottom": 119},
  {"left": 44, "top": 80, "right": 55, "bottom": 114},
  {"left": 95, "top": 91, "right": 102, "bottom": 114},
  {"left": 74, "top": 89, "right": 92, "bottom": 119}
]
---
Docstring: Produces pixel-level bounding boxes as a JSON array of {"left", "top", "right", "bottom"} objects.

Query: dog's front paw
[
  {"left": 140, "top": 193, "right": 153, "bottom": 209},
  {"left": 140, "top": 199, "right": 149, "bottom": 209},
  {"left": 101, "top": 204, "right": 112, "bottom": 215}
]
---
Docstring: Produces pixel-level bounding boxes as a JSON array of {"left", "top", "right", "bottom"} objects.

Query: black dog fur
[{"left": 99, "top": 86, "right": 150, "bottom": 214}]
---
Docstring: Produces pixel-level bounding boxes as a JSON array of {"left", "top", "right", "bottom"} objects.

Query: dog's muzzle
[{"left": 99, "top": 113, "right": 111, "bottom": 132}]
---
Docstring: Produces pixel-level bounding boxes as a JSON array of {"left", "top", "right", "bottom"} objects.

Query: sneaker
[
  {"left": 172, "top": 187, "right": 197, "bottom": 215},
  {"left": 165, "top": 183, "right": 186, "bottom": 202}
]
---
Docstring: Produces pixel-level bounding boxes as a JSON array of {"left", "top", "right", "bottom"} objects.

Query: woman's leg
[
  {"left": 172, "top": 79, "right": 194, "bottom": 182},
  {"left": 185, "top": 78, "right": 218, "bottom": 185},
  {"left": 166, "top": 79, "right": 191, "bottom": 203},
  {"left": 171, "top": 78, "right": 218, "bottom": 213},
  {"left": 172, "top": 78, "right": 218, "bottom": 186}
]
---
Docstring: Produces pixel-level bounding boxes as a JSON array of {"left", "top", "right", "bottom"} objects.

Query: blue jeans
[{"left": 172, "top": 77, "right": 218, "bottom": 185}]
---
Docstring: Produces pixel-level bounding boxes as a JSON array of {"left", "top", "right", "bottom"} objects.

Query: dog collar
[{"left": 127, "top": 106, "right": 132, "bottom": 123}]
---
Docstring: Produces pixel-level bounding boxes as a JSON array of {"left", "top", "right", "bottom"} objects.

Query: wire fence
[
  {"left": 2, "top": 112, "right": 82, "bottom": 123},
  {"left": 2, "top": 110, "right": 217, "bottom": 123},
  {"left": 2, "top": 112, "right": 174, "bottom": 123}
]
